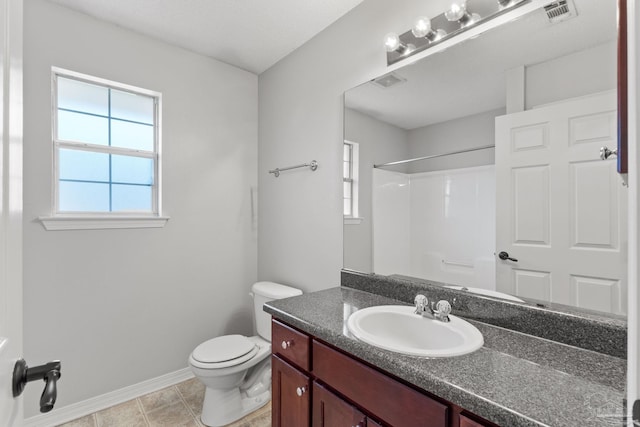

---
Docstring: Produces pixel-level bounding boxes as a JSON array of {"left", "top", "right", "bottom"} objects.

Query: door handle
[
  {"left": 13, "top": 359, "right": 62, "bottom": 413},
  {"left": 498, "top": 251, "right": 518, "bottom": 262},
  {"left": 600, "top": 146, "right": 618, "bottom": 160}
]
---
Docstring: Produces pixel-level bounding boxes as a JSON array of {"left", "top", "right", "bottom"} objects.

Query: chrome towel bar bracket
[{"left": 269, "top": 160, "right": 318, "bottom": 177}]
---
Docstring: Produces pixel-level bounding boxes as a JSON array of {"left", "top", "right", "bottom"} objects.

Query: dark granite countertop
[{"left": 264, "top": 287, "right": 626, "bottom": 427}]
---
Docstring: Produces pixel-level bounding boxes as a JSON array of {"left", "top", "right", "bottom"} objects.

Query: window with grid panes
[
  {"left": 52, "top": 69, "right": 160, "bottom": 215},
  {"left": 343, "top": 141, "right": 359, "bottom": 218}
]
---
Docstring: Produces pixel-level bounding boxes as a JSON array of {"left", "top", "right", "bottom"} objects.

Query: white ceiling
[
  {"left": 345, "top": 0, "right": 617, "bottom": 130},
  {"left": 47, "top": 0, "right": 363, "bottom": 74}
]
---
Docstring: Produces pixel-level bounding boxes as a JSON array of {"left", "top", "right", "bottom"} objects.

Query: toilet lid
[{"left": 192, "top": 335, "right": 256, "bottom": 364}]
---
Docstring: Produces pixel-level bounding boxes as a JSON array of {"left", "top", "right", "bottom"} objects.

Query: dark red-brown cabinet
[
  {"left": 271, "top": 319, "right": 498, "bottom": 427},
  {"left": 272, "top": 355, "right": 311, "bottom": 427},
  {"left": 312, "top": 382, "right": 366, "bottom": 426}
]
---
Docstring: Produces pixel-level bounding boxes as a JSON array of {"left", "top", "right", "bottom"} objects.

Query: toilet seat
[{"left": 192, "top": 335, "right": 258, "bottom": 369}]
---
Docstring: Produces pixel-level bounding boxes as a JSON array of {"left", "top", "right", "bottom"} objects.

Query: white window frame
[
  {"left": 344, "top": 140, "right": 362, "bottom": 225},
  {"left": 39, "top": 67, "right": 169, "bottom": 230}
]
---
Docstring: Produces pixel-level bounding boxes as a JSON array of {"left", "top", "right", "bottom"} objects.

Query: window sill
[
  {"left": 39, "top": 216, "right": 170, "bottom": 231},
  {"left": 344, "top": 217, "right": 363, "bottom": 225}
]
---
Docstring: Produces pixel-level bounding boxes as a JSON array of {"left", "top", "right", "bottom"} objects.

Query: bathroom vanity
[
  {"left": 271, "top": 318, "right": 493, "bottom": 427},
  {"left": 265, "top": 285, "right": 626, "bottom": 427}
]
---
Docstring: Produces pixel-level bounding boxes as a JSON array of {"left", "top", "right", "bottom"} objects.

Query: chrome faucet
[{"left": 413, "top": 294, "right": 452, "bottom": 323}]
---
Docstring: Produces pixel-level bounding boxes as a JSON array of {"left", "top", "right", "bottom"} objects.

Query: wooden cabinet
[
  {"left": 272, "top": 319, "right": 310, "bottom": 371},
  {"left": 459, "top": 414, "right": 492, "bottom": 427},
  {"left": 271, "top": 319, "right": 498, "bottom": 427},
  {"left": 312, "top": 382, "right": 366, "bottom": 427},
  {"left": 313, "top": 340, "right": 448, "bottom": 427},
  {"left": 272, "top": 355, "right": 310, "bottom": 427}
]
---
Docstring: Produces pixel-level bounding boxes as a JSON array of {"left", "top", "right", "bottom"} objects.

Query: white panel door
[
  {"left": 0, "top": 0, "right": 23, "bottom": 425},
  {"left": 496, "top": 92, "right": 627, "bottom": 314}
]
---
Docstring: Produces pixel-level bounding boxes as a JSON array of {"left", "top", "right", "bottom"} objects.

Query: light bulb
[
  {"left": 445, "top": 1, "right": 467, "bottom": 21},
  {"left": 411, "top": 16, "right": 432, "bottom": 38},
  {"left": 432, "top": 29, "right": 447, "bottom": 41},
  {"left": 384, "top": 32, "right": 401, "bottom": 52},
  {"left": 465, "top": 12, "right": 482, "bottom": 26}
]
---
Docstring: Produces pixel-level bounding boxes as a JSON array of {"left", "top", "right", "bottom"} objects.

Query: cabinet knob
[
  {"left": 281, "top": 340, "right": 293, "bottom": 350},
  {"left": 296, "top": 386, "right": 307, "bottom": 397}
]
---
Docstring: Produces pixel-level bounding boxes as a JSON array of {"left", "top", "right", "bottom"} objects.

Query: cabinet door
[
  {"left": 313, "top": 382, "right": 366, "bottom": 427},
  {"left": 367, "top": 418, "right": 383, "bottom": 427},
  {"left": 272, "top": 355, "right": 310, "bottom": 427}
]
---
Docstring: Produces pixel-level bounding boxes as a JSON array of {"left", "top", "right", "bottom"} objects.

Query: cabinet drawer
[
  {"left": 459, "top": 413, "right": 495, "bottom": 427},
  {"left": 313, "top": 340, "right": 448, "bottom": 427},
  {"left": 272, "top": 319, "right": 310, "bottom": 371}
]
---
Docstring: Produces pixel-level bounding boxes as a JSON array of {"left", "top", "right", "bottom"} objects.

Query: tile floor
[{"left": 57, "top": 378, "right": 271, "bottom": 427}]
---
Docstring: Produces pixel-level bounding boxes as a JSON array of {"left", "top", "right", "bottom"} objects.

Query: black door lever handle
[
  {"left": 498, "top": 251, "right": 518, "bottom": 262},
  {"left": 13, "top": 359, "right": 62, "bottom": 413},
  {"left": 40, "top": 369, "right": 61, "bottom": 413}
]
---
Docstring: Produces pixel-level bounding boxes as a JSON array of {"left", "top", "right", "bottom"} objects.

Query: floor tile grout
[
  {"left": 134, "top": 397, "right": 151, "bottom": 426},
  {"left": 175, "top": 384, "right": 201, "bottom": 424}
]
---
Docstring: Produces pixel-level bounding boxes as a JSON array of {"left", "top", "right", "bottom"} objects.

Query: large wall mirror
[{"left": 343, "top": 0, "right": 627, "bottom": 317}]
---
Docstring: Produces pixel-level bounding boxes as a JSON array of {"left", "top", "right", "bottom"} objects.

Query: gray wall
[
  {"left": 257, "top": 0, "right": 616, "bottom": 291},
  {"left": 407, "top": 108, "right": 504, "bottom": 174},
  {"left": 258, "top": 0, "right": 453, "bottom": 292},
  {"left": 23, "top": 0, "right": 257, "bottom": 415},
  {"left": 343, "top": 108, "right": 409, "bottom": 273},
  {"left": 526, "top": 41, "right": 616, "bottom": 109}
]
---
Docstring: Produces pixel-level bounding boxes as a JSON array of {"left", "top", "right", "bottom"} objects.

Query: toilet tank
[{"left": 252, "top": 282, "right": 302, "bottom": 342}]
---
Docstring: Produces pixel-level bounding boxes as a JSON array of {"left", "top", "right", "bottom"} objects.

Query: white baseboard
[{"left": 24, "top": 368, "right": 194, "bottom": 427}]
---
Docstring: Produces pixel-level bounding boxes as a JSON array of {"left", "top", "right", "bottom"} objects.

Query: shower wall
[
  {"left": 373, "top": 165, "right": 496, "bottom": 289},
  {"left": 372, "top": 169, "right": 410, "bottom": 276}
]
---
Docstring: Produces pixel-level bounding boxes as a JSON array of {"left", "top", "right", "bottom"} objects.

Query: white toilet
[{"left": 188, "top": 281, "right": 302, "bottom": 427}]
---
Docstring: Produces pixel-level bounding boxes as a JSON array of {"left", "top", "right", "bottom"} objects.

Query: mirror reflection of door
[
  {"left": 496, "top": 92, "right": 626, "bottom": 315},
  {"left": 343, "top": 0, "right": 625, "bottom": 316}
]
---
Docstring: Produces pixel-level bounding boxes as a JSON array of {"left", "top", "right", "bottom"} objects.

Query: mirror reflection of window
[
  {"left": 343, "top": 141, "right": 359, "bottom": 219},
  {"left": 342, "top": 0, "right": 625, "bottom": 316}
]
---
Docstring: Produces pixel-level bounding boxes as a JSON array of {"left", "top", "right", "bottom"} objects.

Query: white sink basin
[{"left": 347, "top": 305, "right": 483, "bottom": 357}]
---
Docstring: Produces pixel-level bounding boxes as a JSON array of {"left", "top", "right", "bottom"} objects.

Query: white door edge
[{"left": 628, "top": 0, "right": 640, "bottom": 424}]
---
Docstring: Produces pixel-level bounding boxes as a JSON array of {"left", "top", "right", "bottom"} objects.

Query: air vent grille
[
  {"left": 370, "top": 72, "right": 407, "bottom": 89},
  {"left": 544, "top": 0, "right": 577, "bottom": 23}
]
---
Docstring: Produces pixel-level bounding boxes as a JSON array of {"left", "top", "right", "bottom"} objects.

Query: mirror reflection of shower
[{"left": 343, "top": 0, "right": 625, "bottom": 316}]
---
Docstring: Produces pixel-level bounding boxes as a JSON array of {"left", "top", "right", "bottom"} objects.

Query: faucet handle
[
  {"left": 435, "top": 300, "right": 451, "bottom": 316},
  {"left": 414, "top": 294, "right": 428, "bottom": 314},
  {"left": 414, "top": 294, "right": 428, "bottom": 306}
]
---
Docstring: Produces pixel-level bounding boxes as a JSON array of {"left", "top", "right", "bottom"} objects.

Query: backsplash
[{"left": 341, "top": 270, "right": 627, "bottom": 359}]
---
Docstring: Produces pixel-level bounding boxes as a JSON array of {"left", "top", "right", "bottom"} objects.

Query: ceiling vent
[
  {"left": 544, "top": 0, "right": 577, "bottom": 24},
  {"left": 370, "top": 72, "right": 407, "bottom": 89}
]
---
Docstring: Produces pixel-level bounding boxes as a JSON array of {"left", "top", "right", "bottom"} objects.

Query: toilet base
[{"left": 200, "top": 386, "right": 270, "bottom": 427}]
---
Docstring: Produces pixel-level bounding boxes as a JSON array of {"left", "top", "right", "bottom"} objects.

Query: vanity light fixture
[
  {"left": 497, "top": 0, "right": 521, "bottom": 9},
  {"left": 411, "top": 16, "right": 447, "bottom": 42},
  {"left": 445, "top": 1, "right": 481, "bottom": 27},
  {"left": 384, "top": 0, "right": 530, "bottom": 66},
  {"left": 384, "top": 32, "right": 414, "bottom": 55}
]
